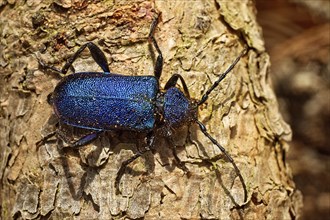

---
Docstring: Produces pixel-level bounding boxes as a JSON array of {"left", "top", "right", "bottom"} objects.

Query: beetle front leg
[{"left": 164, "top": 73, "right": 191, "bottom": 98}]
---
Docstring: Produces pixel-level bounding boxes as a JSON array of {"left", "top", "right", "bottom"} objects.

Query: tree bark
[{"left": 0, "top": 0, "right": 303, "bottom": 219}]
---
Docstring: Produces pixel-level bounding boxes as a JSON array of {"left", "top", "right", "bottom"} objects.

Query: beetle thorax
[{"left": 160, "top": 87, "right": 196, "bottom": 128}]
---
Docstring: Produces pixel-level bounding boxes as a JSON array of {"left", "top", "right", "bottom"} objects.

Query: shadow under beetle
[{"left": 38, "top": 15, "right": 248, "bottom": 202}]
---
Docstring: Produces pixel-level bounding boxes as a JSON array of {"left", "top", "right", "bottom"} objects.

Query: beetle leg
[
  {"left": 61, "top": 42, "right": 110, "bottom": 74},
  {"left": 37, "top": 57, "right": 75, "bottom": 76},
  {"left": 36, "top": 130, "right": 57, "bottom": 149},
  {"left": 36, "top": 129, "right": 101, "bottom": 150},
  {"left": 56, "top": 130, "right": 103, "bottom": 148},
  {"left": 164, "top": 74, "right": 191, "bottom": 98},
  {"left": 115, "top": 132, "right": 155, "bottom": 194},
  {"left": 70, "top": 132, "right": 103, "bottom": 148},
  {"left": 149, "top": 15, "right": 163, "bottom": 80}
]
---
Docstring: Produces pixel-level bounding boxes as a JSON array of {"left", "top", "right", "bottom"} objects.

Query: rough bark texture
[{"left": 0, "top": 0, "right": 302, "bottom": 219}]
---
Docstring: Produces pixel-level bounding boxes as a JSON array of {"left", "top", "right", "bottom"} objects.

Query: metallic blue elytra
[
  {"left": 39, "top": 15, "right": 248, "bottom": 201},
  {"left": 52, "top": 72, "right": 158, "bottom": 131}
]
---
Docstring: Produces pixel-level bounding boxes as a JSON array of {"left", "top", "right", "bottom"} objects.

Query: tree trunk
[{"left": 0, "top": 0, "right": 303, "bottom": 219}]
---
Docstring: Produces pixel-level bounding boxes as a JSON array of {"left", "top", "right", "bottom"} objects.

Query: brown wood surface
[{"left": 0, "top": 0, "right": 302, "bottom": 219}]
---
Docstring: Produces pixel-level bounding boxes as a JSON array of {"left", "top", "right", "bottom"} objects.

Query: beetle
[{"left": 38, "top": 15, "right": 248, "bottom": 202}]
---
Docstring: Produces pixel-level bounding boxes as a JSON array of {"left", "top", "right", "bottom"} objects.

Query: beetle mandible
[{"left": 38, "top": 15, "right": 248, "bottom": 202}]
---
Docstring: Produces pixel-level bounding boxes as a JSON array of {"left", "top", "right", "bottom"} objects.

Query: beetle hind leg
[
  {"left": 56, "top": 130, "right": 103, "bottom": 148},
  {"left": 61, "top": 42, "right": 111, "bottom": 74},
  {"left": 38, "top": 42, "right": 111, "bottom": 76}
]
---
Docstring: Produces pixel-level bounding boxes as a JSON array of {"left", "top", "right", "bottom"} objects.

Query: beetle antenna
[
  {"left": 197, "top": 48, "right": 247, "bottom": 106},
  {"left": 196, "top": 120, "right": 247, "bottom": 203}
]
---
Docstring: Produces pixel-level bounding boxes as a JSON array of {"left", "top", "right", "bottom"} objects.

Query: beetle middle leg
[{"left": 115, "top": 132, "right": 155, "bottom": 194}]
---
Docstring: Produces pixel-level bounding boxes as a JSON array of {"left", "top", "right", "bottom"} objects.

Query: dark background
[{"left": 255, "top": 0, "right": 329, "bottom": 219}]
